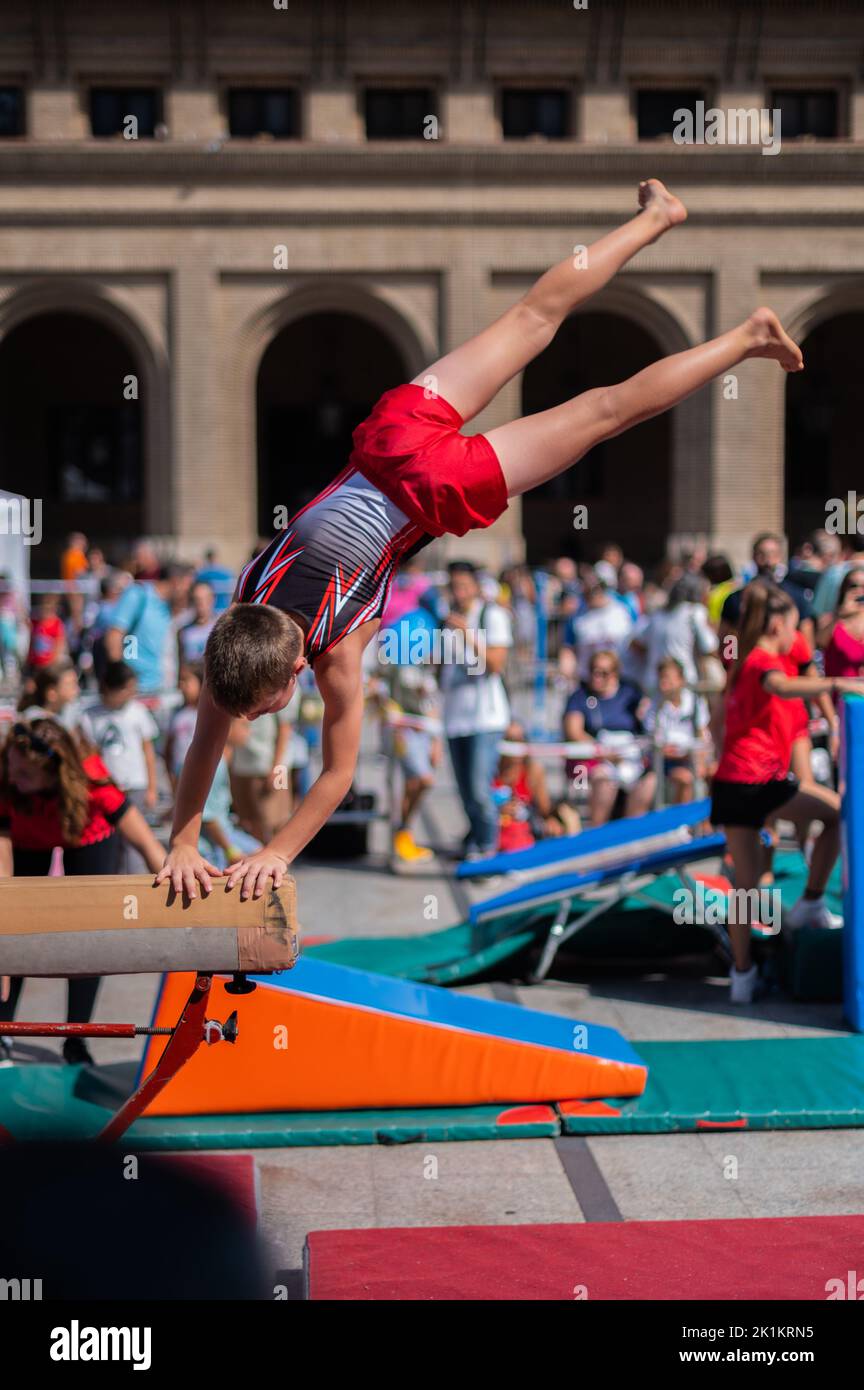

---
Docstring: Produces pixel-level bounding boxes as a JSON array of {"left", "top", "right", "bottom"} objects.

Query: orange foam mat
[{"left": 140, "top": 965, "right": 646, "bottom": 1115}]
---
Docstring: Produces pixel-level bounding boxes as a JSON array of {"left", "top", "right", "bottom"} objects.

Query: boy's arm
[
  {"left": 225, "top": 644, "right": 363, "bottom": 900},
  {"left": 155, "top": 681, "right": 231, "bottom": 896}
]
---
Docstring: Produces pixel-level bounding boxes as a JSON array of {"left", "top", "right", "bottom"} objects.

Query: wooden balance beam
[
  {"left": 0, "top": 875, "right": 300, "bottom": 1144},
  {"left": 0, "top": 874, "right": 300, "bottom": 977}
]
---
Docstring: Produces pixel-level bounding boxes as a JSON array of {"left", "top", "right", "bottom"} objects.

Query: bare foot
[
  {"left": 638, "top": 178, "right": 688, "bottom": 236},
  {"left": 745, "top": 308, "right": 804, "bottom": 372}
]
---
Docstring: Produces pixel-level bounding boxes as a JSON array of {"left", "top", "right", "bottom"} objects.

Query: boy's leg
[
  {"left": 412, "top": 180, "right": 686, "bottom": 423},
  {"left": 486, "top": 309, "right": 803, "bottom": 499}
]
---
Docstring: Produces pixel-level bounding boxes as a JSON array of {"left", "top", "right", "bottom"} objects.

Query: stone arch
[
  {"left": 231, "top": 279, "right": 430, "bottom": 536},
  {"left": 0, "top": 278, "right": 171, "bottom": 541}
]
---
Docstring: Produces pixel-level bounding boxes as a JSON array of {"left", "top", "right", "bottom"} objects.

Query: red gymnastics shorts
[{"left": 348, "top": 383, "right": 509, "bottom": 538}]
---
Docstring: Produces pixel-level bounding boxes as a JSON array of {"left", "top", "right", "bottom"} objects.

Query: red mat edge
[{"left": 306, "top": 1215, "right": 864, "bottom": 1302}]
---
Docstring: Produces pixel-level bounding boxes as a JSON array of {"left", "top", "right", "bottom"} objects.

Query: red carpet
[{"left": 307, "top": 1215, "right": 864, "bottom": 1300}]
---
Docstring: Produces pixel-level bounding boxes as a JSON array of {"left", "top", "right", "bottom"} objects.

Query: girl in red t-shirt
[
  {"left": 0, "top": 718, "right": 165, "bottom": 1064},
  {"left": 711, "top": 581, "right": 864, "bottom": 1004}
]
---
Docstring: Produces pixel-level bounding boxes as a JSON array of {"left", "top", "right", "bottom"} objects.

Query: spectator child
[
  {"left": 165, "top": 661, "right": 203, "bottom": 793},
  {"left": 644, "top": 657, "right": 710, "bottom": 804},
  {"left": 27, "top": 593, "right": 67, "bottom": 672},
  {"left": 78, "top": 662, "right": 160, "bottom": 871},
  {"left": 18, "top": 661, "right": 81, "bottom": 732}
]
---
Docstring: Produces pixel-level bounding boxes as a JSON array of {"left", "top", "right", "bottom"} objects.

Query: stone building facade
[{"left": 0, "top": 0, "right": 862, "bottom": 576}]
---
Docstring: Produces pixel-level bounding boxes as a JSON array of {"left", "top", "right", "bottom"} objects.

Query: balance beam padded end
[{"left": 0, "top": 875, "right": 300, "bottom": 977}]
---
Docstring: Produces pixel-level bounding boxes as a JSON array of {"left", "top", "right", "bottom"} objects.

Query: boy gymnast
[{"left": 156, "top": 179, "right": 803, "bottom": 901}]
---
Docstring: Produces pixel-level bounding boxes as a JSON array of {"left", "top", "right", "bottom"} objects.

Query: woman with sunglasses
[
  {"left": 0, "top": 718, "right": 165, "bottom": 1065},
  {"left": 563, "top": 649, "right": 655, "bottom": 826},
  {"left": 824, "top": 568, "right": 864, "bottom": 688}
]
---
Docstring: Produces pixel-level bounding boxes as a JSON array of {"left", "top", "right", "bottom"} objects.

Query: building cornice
[
  {"left": 1, "top": 141, "right": 863, "bottom": 183},
  {"left": 1, "top": 210, "right": 862, "bottom": 229}
]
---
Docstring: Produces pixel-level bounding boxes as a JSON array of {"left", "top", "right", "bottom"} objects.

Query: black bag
[{"left": 305, "top": 787, "right": 376, "bottom": 859}]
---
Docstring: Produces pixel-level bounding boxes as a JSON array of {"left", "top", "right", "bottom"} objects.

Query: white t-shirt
[
  {"left": 645, "top": 687, "right": 709, "bottom": 752},
  {"left": 167, "top": 704, "right": 199, "bottom": 778},
  {"left": 79, "top": 698, "right": 159, "bottom": 791},
  {"left": 440, "top": 600, "right": 512, "bottom": 737},
  {"left": 571, "top": 601, "right": 633, "bottom": 669},
  {"left": 232, "top": 707, "right": 294, "bottom": 777},
  {"left": 641, "top": 603, "right": 718, "bottom": 689}
]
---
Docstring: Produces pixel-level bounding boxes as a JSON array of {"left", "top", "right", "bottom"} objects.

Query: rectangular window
[
  {"left": 90, "top": 87, "right": 161, "bottom": 138},
  {"left": 770, "top": 89, "right": 838, "bottom": 139},
  {"left": 636, "top": 89, "right": 704, "bottom": 139},
  {"left": 228, "top": 88, "right": 299, "bottom": 139},
  {"left": 364, "top": 88, "right": 435, "bottom": 139},
  {"left": 0, "top": 87, "right": 24, "bottom": 137},
  {"left": 501, "top": 88, "right": 569, "bottom": 139}
]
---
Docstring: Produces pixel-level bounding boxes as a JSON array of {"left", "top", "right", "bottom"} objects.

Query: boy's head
[
  {"left": 204, "top": 605, "right": 305, "bottom": 718},
  {"left": 657, "top": 657, "right": 685, "bottom": 697},
  {"left": 99, "top": 660, "right": 138, "bottom": 707}
]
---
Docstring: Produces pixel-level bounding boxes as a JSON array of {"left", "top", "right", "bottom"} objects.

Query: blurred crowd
[
  {"left": 2, "top": 523, "right": 864, "bottom": 1037},
  {"left": 1, "top": 524, "right": 861, "bottom": 877}
]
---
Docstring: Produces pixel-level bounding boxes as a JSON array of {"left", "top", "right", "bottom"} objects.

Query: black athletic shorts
[{"left": 710, "top": 774, "right": 799, "bottom": 829}]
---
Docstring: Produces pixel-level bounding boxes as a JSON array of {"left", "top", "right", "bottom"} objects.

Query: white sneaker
[
  {"left": 784, "top": 896, "right": 843, "bottom": 930},
  {"left": 729, "top": 964, "right": 759, "bottom": 1005}
]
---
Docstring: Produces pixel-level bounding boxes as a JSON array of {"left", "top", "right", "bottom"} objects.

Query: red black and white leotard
[{"left": 235, "top": 465, "right": 432, "bottom": 664}]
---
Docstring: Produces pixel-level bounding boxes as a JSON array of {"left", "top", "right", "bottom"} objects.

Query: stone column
[
  {"left": 29, "top": 87, "right": 88, "bottom": 140},
  {"left": 167, "top": 86, "right": 223, "bottom": 142},
  {"left": 169, "top": 257, "right": 253, "bottom": 568},
  {"left": 710, "top": 259, "right": 785, "bottom": 568},
  {"left": 443, "top": 87, "right": 498, "bottom": 143},
  {"left": 434, "top": 235, "right": 525, "bottom": 571},
  {"left": 305, "top": 85, "right": 362, "bottom": 142},
  {"left": 579, "top": 86, "right": 631, "bottom": 143}
]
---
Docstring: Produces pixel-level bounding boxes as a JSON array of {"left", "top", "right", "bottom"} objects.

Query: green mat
[
  {"left": 306, "top": 885, "right": 722, "bottom": 983},
  {"left": 561, "top": 1036, "right": 864, "bottom": 1134},
  {"left": 3, "top": 1034, "right": 863, "bottom": 1146},
  {"left": 0, "top": 1065, "right": 559, "bottom": 1147},
  {"left": 306, "top": 851, "right": 844, "bottom": 997},
  {"left": 306, "top": 914, "right": 540, "bottom": 983}
]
